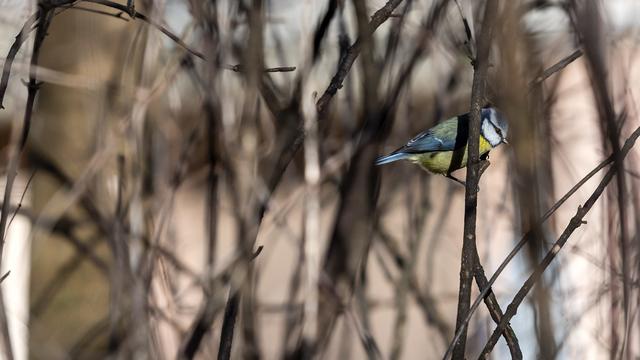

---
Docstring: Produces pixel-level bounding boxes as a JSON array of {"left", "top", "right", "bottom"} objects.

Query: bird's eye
[{"left": 491, "top": 123, "right": 503, "bottom": 137}]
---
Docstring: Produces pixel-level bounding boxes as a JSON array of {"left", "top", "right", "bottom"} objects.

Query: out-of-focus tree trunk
[{"left": 496, "top": 3, "right": 559, "bottom": 358}]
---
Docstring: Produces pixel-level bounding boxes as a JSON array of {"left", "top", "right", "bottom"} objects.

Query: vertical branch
[
  {"left": 451, "top": 0, "right": 498, "bottom": 358},
  {"left": 302, "top": 84, "right": 321, "bottom": 353},
  {"left": 498, "top": 2, "right": 554, "bottom": 356},
  {"left": 389, "top": 182, "right": 421, "bottom": 360},
  {"left": 179, "top": 76, "right": 223, "bottom": 360},
  {"left": 203, "top": 0, "right": 222, "bottom": 344},
  {"left": 0, "top": 4, "right": 53, "bottom": 359},
  {"left": 205, "top": 95, "right": 220, "bottom": 306},
  {"left": 308, "top": 0, "right": 397, "bottom": 354},
  {"left": 108, "top": 154, "right": 128, "bottom": 355},
  {"left": 238, "top": 2, "right": 264, "bottom": 358},
  {"left": 179, "top": 2, "right": 223, "bottom": 358}
]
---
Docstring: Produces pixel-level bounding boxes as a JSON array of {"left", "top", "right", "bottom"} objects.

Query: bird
[{"left": 375, "top": 107, "right": 509, "bottom": 185}]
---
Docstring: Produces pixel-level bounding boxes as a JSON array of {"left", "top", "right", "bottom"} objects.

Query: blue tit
[{"left": 375, "top": 107, "right": 508, "bottom": 184}]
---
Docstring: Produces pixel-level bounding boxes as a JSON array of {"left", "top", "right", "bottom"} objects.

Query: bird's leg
[
  {"left": 479, "top": 159, "right": 491, "bottom": 177},
  {"left": 445, "top": 173, "right": 466, "bottom": 187},
  {"left": 446, "top": 160, "right": 491, "bottom": 190}
]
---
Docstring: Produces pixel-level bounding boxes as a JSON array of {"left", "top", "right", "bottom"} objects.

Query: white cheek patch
[
  {"left": 489, "top": 108, "right": 499, "bottom": 127},
  {"left": 482, "top": 120, "right": 501, "bottom": 146}
]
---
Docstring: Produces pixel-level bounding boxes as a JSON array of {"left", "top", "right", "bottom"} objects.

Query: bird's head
[{"left": 481, "top": 107, "right": 509, "bottom": 147}]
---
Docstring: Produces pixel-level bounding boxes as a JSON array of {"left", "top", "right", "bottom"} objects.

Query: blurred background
[{"left": 1, "top": 0, "right": 640, "bottom": 359}]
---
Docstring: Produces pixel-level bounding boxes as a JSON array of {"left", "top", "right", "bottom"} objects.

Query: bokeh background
[{"left": 1, "top": 0, "right": 640, "bottom": 359}]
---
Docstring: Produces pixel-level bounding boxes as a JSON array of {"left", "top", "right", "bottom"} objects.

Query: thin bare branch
[
  {"left": 4, "top": 170, "right": 36, "bottom": 242},
  {"left": 529, "top": 49, "right": 583, "bottom": 87},
  {"left": 224, "top": 64, "right": 296, "bottom": 73},
  {"left": 315, "top": 0, "right": 406, "bottom": 115},
  {"left": 451, "top": 0, "right": 498, "bottom": 358},
  {"left": 478, "top": 124, "right": 640, "bottom": 358},
  {"left": 0, "top": 272, "right": 10, "bottom": 284},
  {"left": 0, "top": 12, "right": 39, "bottom": 109},
  {"left": 81, "top": 0, "right": 295, "bottom": 73},
  {"left": 0, "top": 6, "right": 54, "bottom": 359},
  {"left": 472, "top": 252, "right": 522, "bottom": 359},
  {"left": 443, "top": 123, "right": 636, "bottom": 359}
]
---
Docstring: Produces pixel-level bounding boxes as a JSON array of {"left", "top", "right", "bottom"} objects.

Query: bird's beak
[{"left": 502, "top": 138, "right": 509, "bottom": 145}]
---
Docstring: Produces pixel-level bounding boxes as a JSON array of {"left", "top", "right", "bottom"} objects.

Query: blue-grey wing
[{"left": 399, "top": 115, "right": 469, "bottom": 153}]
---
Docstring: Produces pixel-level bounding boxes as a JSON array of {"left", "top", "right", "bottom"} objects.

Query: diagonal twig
[
  {"left": 315, "top": 0, "right": 406, "bottom": 115},
  {"left": 478, "top": 124, "right": 640, "bottom": 357},
  {"left": 472, "top": 252, "right": 522, "bottom": 359},
  {"left": 4, "top": 170, "right": 36, "bottom": 242},
  {"left": 312, "top": 0, "right": 339, "bottom": 62},
  {"left": 80, "top": 0, "right": 295, "bottom": 72},
  {"left": 529, "top": 49, "right": 583, "bottom": 87},
  {"left": 443, "top": 124, "right": 640, "bottom": 359},
  {"left": 0, "top": 12, "right": 39, "bottom": 109}
]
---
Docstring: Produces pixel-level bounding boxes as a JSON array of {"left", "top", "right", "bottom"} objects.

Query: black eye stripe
[{"left": 489, "top": 121, "right": 503, "bottom": 137}]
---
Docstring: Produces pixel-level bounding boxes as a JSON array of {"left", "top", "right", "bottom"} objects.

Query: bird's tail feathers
[{"left": 374, "top": 152, "right": 408, "bottom": 165}]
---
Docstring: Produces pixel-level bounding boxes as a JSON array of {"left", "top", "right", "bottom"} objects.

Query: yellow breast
[{"left": 408, "top": 136, "right": 494, "bottom": 174}]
